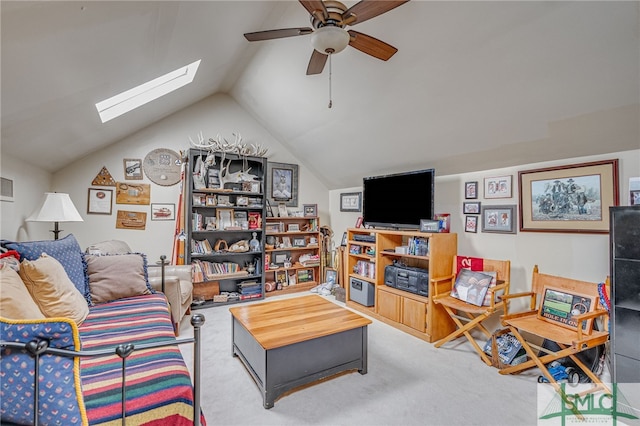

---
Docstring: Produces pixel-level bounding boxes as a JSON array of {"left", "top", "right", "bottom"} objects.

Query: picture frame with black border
[
  {"left": 463, "top": 201, "right": 481, "bottom": 214},
  {"left": 297, "top": 268, "right": 314, "bottom": 283},
  {"left": 481, "top": 204, "right": 516, "bottom": 234},
  {"left": 340, "top": 192, "right": 362, "bottom": 212},
  {"left": 341, "top": 232, "right": 348, "bottom": 247},
  {"left": 465, "top": 215, "right": 478, "bottom": 233},
  {"left": 465, "top": 181, "right": 478, "bottom": 199},
  {"left": 292, "top": 237, "right": 306, "bottom": 247}
]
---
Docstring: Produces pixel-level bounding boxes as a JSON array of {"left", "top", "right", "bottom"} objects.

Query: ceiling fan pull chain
[{"left": 328, "top": 54, "right": 333, "bottom": 109}]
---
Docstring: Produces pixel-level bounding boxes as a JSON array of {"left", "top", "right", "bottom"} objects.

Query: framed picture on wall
[
  {"left": 87, "top": 188, "right": 112, "bottom": 215},
  {"left": 519, "top": 159, "right": 619, "bottom": 233},
  {"left": 465, "top": 181, "right": 478, "bottom": 199},
  {"left": 484, "top": 175, "right": 512, "bottom": 199},
  {"left": 481, "top": 205, "right": 517, "bottom": 234}
]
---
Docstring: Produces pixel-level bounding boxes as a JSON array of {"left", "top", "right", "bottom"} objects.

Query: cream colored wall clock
[{"left": 143, "top": 148, "right": 182, "bottom": 186}]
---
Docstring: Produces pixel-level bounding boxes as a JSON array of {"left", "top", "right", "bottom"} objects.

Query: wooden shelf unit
[
  {"left": 345, "top": 228, "right": 457, "bottom": 342},
  {"left": 185, "top": 148, "right": 267, "bottom": 308},
  {"left": 264, "top": 216, "right": 322, "bottom": 297}
]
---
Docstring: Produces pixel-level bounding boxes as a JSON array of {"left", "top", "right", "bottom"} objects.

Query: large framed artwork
[
  {"left": 518, "top": 159, "right": 619, "bottom": 233},
  {"left": 266, "top": 161, "right": 298, "bottom": 207}
]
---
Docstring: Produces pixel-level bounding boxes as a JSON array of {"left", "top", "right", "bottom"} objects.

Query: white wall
[
  {"left": 0, "top": 153, "right": 52, "bottom": 241},
  {"left": 50, "top": 93, "right": 329, "bottom": 261},
  {"left": 329, "top": 149, "right": 640, "bottom": 296}
]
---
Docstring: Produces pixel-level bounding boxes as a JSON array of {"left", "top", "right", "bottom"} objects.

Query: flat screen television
[{"left": 362, "top": 168, "right": 435, "bottom": 229}]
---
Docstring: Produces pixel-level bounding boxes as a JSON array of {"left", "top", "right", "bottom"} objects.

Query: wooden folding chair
[
  {"left": 499, "top": 265, "right": 609, "bottom": 394},
  {"left": 431, "top": 256, "right": 511, "bottom": 365}
]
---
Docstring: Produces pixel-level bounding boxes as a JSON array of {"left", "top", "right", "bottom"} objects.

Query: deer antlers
[{"left": 188, "top": 131, "right": 269, "bottom": 157}]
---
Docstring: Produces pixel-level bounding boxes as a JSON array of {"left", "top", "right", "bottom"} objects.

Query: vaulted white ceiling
[{"left": 2, "top": 1, "right": 638, "bottom": 189}]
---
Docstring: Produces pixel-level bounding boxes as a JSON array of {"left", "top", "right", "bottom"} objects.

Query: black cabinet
[
  {"left": 610, "top": 206, "right": 640, "bottom": 384},
  {"left": 186, "top": 149, "right": 267, "bottom": 308}
]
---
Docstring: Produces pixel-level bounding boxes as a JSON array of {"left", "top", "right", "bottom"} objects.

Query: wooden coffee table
[{"left": 229, "top": 294, "right": 372, "bottom": 408}]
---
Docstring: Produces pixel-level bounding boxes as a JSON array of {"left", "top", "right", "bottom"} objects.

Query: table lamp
[{"left": 27, "top": 192, "right": 84, "bottom": 239}]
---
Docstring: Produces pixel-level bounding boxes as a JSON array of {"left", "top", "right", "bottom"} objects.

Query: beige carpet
[{"left": 179, "top": 292, "right": 541, "bottom": 425}]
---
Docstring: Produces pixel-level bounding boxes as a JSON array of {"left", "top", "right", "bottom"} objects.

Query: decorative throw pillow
[
  {"left": 3, "top": 234, "right": 91, "bottom": 304},
  {"left": 450, "top": 268, "right": 494, "bottom": 306},
  {"left": 85, "top": 239, "right": 132, "bottom": 255},
  {"left": 0, "top": 264, "right": 44, "bottom": 319},
  {"left": 0, "top": 317, "right": 87, "bottom": 426},
  {"left": 18, "top": 253, "right": 89, "bottom": 325},
  {"left": 85, "top": 253, "right": 152, "bottom": 304}
]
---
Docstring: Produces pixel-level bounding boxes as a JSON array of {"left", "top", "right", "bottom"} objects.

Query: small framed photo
[
  {"left": 123, "top": 158, "right": 143, "bottom": 180},
  {"left": 205, "top": 195, "right": 217, "bottom": 206},
  {"left": 287, "top": 223, "right": 300, "bottom": 232},
  {"left": 465, "top": 216, "right": 478, "bottom": 233},
  {"left": 419, "top": 219, "right": 440, "bottom": 232},
  {"left": 463, "top": 202, "right": 481, "bottom": 214},
  {"left": 340, "top": 192, "right": 362, "bottom": 212},
  {"left": 465, "top": 181, "right": 478, "bottom": 199},
  {"left": 341, "top": 232, "right": 348, "bottom": 246},
  {"left": 292, "top": 237, "right": 306, "bottom": 247},
  {"left": 281, "top": 237, "right": 292, "bottom": 248},
  {"left": 151, "top": 203, "right": 175, "bottom": 221},
  {"left": 278, "top": 203, "right": 288, "bottom": 218},
  {"left": 325, "top": 268, "right": 338, "bottom": 285},
  {"left": 303, "top": 204, "right": 318, "bottom": 217},
  {"left": 274, "top": 251, "right": 290, "bottom": 265},
  {"left": 216, "top": 208, "right": 234, "bottom": 230},
  {"left": 236, "top": 196, "right": 249, "bottom": 206},
  {"left": 481, "top": 205, "right": 517, "bottom": 234},
  {"left": 355, "top": 216, "right": 364, "bottom": 228},
  {"left": 87, "top": 188, "right": 113, "bottom": 215},
  {"left": 484, "top": 175, "right": 512, "bottom": 199},
  {"left": 193, "top": 194, "right": 205, "bottom": 206},
  {"left": 297, "top": 268, "right": 314, "bottom": 283},
  {"left": 217, "top": 195, "right": 231, "bottom": 206},
  {"left": 265, "top": 223, "right": 280, "bottom": 233}
]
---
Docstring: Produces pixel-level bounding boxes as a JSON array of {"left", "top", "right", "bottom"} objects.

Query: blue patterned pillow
[
  {"left": 0, "top": 318, "right": 87, "bottom": 425},
  {"left": 2, "top": 234, "right": 90, "bottom": 304}
]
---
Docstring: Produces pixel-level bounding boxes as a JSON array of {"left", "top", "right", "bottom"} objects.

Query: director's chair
[
  {"left": 431, "top": 256, "right": 511, "bottom": 365},
  {"left": 499, "top": 265, "right": 609, "bottom": 394}
]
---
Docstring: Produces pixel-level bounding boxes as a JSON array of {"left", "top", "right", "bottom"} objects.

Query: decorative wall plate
[{"left": 143, "top": 148, "right": 182, "bottom": 186}]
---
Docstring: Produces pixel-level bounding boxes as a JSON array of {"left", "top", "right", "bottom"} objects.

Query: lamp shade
[
  {"left": 310, "top": 26, "right": 350, "bottom": 54},
  {"left": 27, "top": 192, "right": 84, "bottom": 223}
]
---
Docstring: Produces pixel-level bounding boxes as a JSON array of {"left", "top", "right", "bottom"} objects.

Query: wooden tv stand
[{"left": 344, "top": 228, "right": 457, "bottom": 343}]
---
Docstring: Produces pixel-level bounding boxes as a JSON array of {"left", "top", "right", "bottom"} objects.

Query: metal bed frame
[{"left": 1, "top": 257, "right": 205, "bottom": 426}]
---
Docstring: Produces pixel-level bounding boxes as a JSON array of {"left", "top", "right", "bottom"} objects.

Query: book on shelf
[
  {"left": 191, "top": 259, "right": 245, "bottom": 281},
  {"left": 191, "top": 238, "right": 213, "bottom": 255}
]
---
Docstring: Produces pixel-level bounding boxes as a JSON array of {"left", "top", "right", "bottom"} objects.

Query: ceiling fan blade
[
  {"left": 306, "top": 50, "right": 328, "bottom": 75},
  {"left": 299, "top": 0, "right": 328, "bottom": 23},
  {"left": 348, "top": 30, "right": 398, "bottom": 61},
  {"left": 244, "top": 27, "right": 313, "bottom": 42},
  {"left": 342, "top": 0, "right": 409, "bottom": 26}
]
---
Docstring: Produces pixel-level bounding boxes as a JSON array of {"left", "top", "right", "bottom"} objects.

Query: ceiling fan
[{"left": 244, "top": 0, "right": 409, "bottom": 75}]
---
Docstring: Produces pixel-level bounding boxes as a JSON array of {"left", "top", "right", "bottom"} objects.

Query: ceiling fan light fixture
[{"left": 311, "top": 26, "right": 350, "bottom": 55}]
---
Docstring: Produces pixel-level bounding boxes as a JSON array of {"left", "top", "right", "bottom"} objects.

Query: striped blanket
[{"left": 79, "top": 293, "right": 203, "bottom": 425}]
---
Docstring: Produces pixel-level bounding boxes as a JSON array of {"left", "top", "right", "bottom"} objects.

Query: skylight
[{"left": 96, "top": 59, "right": 201, "bottom": 123}]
